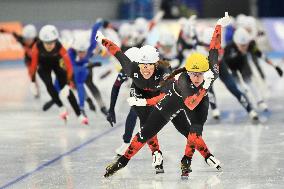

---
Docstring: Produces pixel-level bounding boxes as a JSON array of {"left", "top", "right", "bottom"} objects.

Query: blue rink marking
[{"left": 0, "top": 123, "right": 123, "bottom": 189}]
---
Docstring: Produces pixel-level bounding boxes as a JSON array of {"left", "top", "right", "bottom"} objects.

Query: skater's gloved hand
[
  {"left": 68, "top": 80, "right": 75, "bottom": 89},
  {"left": 203, "top": 70, "right": 215, "bottom": 89},
  {"left": 127, "top": 97, "right": 147, "bottom": 106},
  {"left": 217, "top": 12, "right": 231, "bottom": 27},
  {"left": 275, "top": 66, "right": 283, "bottom": 77},
  {"left": 95, "top": 31, "right": 105, "bottom": 43},
  {"left": 0, "top": 28, "right": 5, "bottom": 33},
  {"left": 106, "top": 110, "right": 116, "bottom": 127},
  {"left": 59, "top": 85, "right": 70, "bottom": 99}
]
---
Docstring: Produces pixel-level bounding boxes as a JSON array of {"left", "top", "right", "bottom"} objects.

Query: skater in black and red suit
[
  {"left": 0, "top": 24, "right": 40, "bottom": 98},
  {"left": 100, "top": 13, "right": 231, "bottom": 179}
]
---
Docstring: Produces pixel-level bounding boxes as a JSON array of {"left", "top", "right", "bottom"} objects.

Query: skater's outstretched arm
[
  {"left": 95, "top": 31, "right": 137, "bottom": 77},
  {"left": 30, "top": 44, "right": 39, "bottom": 81},
  {"left": 182, "top": 13, "right": 231, "bottom": 111}
]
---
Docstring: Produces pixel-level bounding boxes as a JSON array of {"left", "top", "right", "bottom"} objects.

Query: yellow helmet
[{"left": 185, "top": 53, "right": 209, "bottom": 72}]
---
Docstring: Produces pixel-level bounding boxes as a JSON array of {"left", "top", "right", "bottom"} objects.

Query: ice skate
[
  {"left": 104, "top": 156, "right": 129, "bottom": 178},
  {"left": 78, "top": 110, "right": 88, "bottom": 125},
  {"left": 59, "top": 107, "right": 68, "bottom": 122},
  {"left": 100, "top": 106, "right": 108, "bottom": 116},
  {"left": 248, "top": 110, "right": 259, "bottom": 122},
  {"left": 42, "top": 100, "right": 54, "bottom": 111},
  {"left": 30, "top": 82, "right": 40, "bottom": 99},
  {"left": 205, "top": 155, "right": 222, "bottom": 171},
  {"left": 180, "top": 155, "right": 192, "bottom": 180},
  {"left": 212, "top": 109, "right": 221, "bottom": 120},
  {"left": 258, "top": 101, "right": 268, "bottom": 112},
  {"left": 152, "top": 150, "right": 164, "bottom": 174},
  {"left": 86, "top": 97, "right": 96, "bottom": 112}
]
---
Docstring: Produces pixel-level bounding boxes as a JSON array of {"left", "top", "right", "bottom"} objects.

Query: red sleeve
[
  {"left": 209, "top": 25, "right": 221, "bottom": 50},
  {"left": 146, "top": 93, "right": 166, "bottom": 106},
  {"left": 59, "top": 47, "right": 73, "bottom": 82},
  {"left": 102, "top": 38, "right": 121, "bottom": 56},
  {"left": 30, "top": 44, "right": 39, "bottom": 79},
  {"left": 184, "top": 89, "right": 206, "bottom": 110}
]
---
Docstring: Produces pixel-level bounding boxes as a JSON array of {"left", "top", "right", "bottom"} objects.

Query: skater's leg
[
  {"left": 171, "top": 111, "right": 191, "bottom": 138},
  {"left": 115, "top": 108, "right": 138, "bottom": 156},
  {"left": 124, "top": 109, "right": 168, "bottom": 160},
  {"left": 220, "top": 63, "right": 254, "bottom": 112},
  {"left": 85, "top": 70, "right": 106, "bottom": 108},
  {"left": 104, "top": 109, "right": 168, "bottom": 177},
  {"left": 133, "top": 106, "right": 160, "bottom": 153},
  {"left": 38, "top": 68, "right": 63, "bottom": 107},
  {"left": 123, "top": 107, "right": 138, "bottom": 143}
]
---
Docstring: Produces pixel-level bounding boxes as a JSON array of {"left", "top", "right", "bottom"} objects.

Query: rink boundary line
[{"left": 0, "top": 122, "right": 124, "bottom": 189}]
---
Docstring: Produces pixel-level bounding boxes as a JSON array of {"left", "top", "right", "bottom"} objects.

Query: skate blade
[
  {"left": 181, "top": 174, "right": 189, "bottom": 180},
  {"left": 155, "top": 169, "right": 165, "bottom": 174}
]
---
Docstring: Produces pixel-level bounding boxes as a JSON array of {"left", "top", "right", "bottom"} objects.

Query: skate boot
[
  {"left": 248, "top": 110, "right": 259, "bottom": 122},
  {"left": 78, "top": 110, "right": 88, "bottom": 125},
  {"left": 59, "top": 107, "right": 68, "bottom": 121},
  {"left": 258, "top": 101, "right": 268, "bottom": 112},
  {"left": 42, "top": 100, "right": 54, "bottom": 111},
  {"left": 115, "top": 142, "right": 130, "bottom": 157},
  {"left": 205, "top": 155, "right": 222, "bottom": 171},
  {"left": 104, "top": 155, "right": 129, "bottom": 178},
  {"left": 86, "top": 97, "right": 96, "bottom": 112},
  {"left": 180, "top": 155, "right": 192, "bottom": 180},
  {"left": 152, "top": 150, "right": 164, "bottom": 174},
  {"left": 100, "top": 106, "right": 108, "bottom": 116},
  {"left": 212, "top": 109, "right": 221, "bottom": 120}
]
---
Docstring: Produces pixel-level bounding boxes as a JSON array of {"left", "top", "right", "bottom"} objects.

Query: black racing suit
[
  {"left": 101, "top": 38, "right": 191, "bottom": 153},
  {"left": 31, "top": 41, "right": 81, "bottom": 116},
  {"left": 116, "top": 24, "right": 222, "bottom": 164}
]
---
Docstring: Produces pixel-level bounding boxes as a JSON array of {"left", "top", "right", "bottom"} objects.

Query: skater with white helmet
[
  {"left": 102, "top": 12, "right": 231, "bottom": 178},
  {"left": 0, "top": 24, "right": 40, "bottom": 98},
  {"left": 200, "top": 27, "right": 259, "bottom": 121},
  {"left": 223, "top": 27, "right": 282, "bottom": 112},
  {"left": 30, "top": 25, "right": 87, "bottom": 124}
]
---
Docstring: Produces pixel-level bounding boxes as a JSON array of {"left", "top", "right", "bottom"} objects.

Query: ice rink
[{"left": 0, "top": 59, "right": 283, "bottom": 189}]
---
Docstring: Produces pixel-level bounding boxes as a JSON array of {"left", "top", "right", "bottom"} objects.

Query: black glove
[
  {"left": 106, "top": 110, "right": 116, "bottom": 127},
  {"left": 275, "top": 66, "right": 283, "bottom": 77}
]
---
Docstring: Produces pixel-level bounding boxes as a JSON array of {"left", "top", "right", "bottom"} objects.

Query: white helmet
[
  {"left": 72, "top": 36, "right": 90, "bottom": 52},
  {"left": 134, "top": 17, "right": 148, "bottom": 36},
  {"left": 118, "top": 23, "right": 132, "bottom": 38},
  {"left": 124, "top": 47, "right": 140, "bottom": 62},
  {"left": 202, "top": 27, "right": 214, "bottom": 45},
  {"left": 39, "top": 25, "right": 59, "bottom": 42},
  {"left": 236, "top": 14, "right": 247, "bottom": 27},
  {"left": 233, "top": 27, "right": 251, "bottom": 45},
  {"left": 182, "top": 21, "right": 196, "bottom": 40},
  {"left": 22, "top": 24, "right": 37, "bottom": 39},
  {"left": 159, "top": 31, "right": 176, "bottom": 47},
  {"left": 138, "top": 45, "right": 159, "bottom": 64}
]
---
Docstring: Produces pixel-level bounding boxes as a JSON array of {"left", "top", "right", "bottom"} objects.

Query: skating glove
[
  {"left": 275, "top": 66, "right": 283, "bottom": 77},
  {"left": 59, "top": 85, "right": 70, "bottom": 99},
  {"left": 217, "top": 12, "right": 231, "bottom": 27},
  {"left": 203, "top": 70, "right": 215, "bottom": 90},
  {"left": 106, "top": 110, "right": 116, "bottom": 127},
  {"left": 95, "top": 31, "right": 105, "bottom": 43},
  {"left": 127, "top": 97, "right": 147, "bottom": 106}
]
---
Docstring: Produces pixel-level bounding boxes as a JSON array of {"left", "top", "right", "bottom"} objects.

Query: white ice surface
[{"left": 0, "top": 60, "right": 283, "bottom": 189}]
